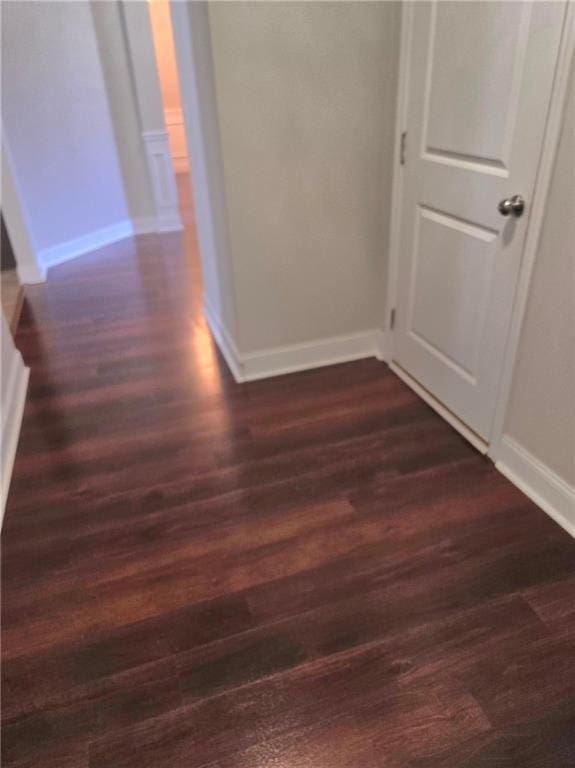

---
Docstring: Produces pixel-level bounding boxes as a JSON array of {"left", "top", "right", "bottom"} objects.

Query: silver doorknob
[{"left": 498, "top": 194, "right": 525, "bottom": 218}]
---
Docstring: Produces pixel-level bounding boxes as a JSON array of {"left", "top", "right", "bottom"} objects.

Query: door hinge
[
  {"left": 400, "top": 131, "right": 407, "bottom": 165},
  {"left": 390, "top": 308, "right": 396, "bottom": 330}
]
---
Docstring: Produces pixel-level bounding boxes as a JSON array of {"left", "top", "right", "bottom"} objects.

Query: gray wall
[
  {"left": 208, "top": 1, "right": 400, "bottom": 352},
  {"left": 1, "top": 1, "right": 129, "bottom": 252},
  {"left": 503, "top": 58, "right": 575, "bottom": 486}
]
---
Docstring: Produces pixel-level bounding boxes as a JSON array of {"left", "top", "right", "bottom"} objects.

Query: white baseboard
[
  {"left": 132, "top": 217, "right": 159, "bottom": 236},
  {"left": 39, "top": 221, "right": 134, "bottom": 271},
  {"left": 374, "top": 329, "right": 390, "bottom": 362},
  {"left": 134, "top": 213, "right": 182, "bottom": 235},
  {"left": 204, "top": 301, "right": 387, "bottom": 384},
  {"left": 17, "top": 260, "right": 46, "bottom": 284},
  {"left": 37, "top": 211, "right": 184, "bottom": 273},
  {"left": 241, "top": 330, "right": 382, "bottom": 382},
  {"left": 496, "top": 436, "right": 575, "bottom": 538},
  {"left": 156, "top": 211, "right": 183, "bottom": 233},
  {"left": 133, "top": 214, "right": 182, "bottom": 235},
  {"left": 1, "top": 351, "right": 29, "bottom": 522}
]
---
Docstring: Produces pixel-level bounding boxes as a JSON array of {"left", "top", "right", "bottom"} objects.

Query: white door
[{"left": 393, "top": 1, "right": 566, "bottom": 441}]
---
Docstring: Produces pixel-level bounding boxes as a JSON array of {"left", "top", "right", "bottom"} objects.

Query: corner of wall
[
  {"left": 203, "top": 298, "right": 244, "bottom": 383},
  {"left": 17, "top": 261, "right": 46, "bottom": 285},
  {"left": 203, "top": 305, "right": 389, "bottom": 384},
  {"left": 495, "top": 436, "right": 575, "bottom": 538}
]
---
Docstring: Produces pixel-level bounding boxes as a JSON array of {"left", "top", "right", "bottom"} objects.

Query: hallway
[{"left": 2, "top": 192, "right": 575, "bottom": 767}]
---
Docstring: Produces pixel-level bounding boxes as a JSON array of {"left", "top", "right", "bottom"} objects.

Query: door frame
[{"left": 384, "top": 0, "right": 575, "bottom": 458}]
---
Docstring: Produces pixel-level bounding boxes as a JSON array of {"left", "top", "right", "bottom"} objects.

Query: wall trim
[
  {"left": 17, "top": 260, "right": 46, "bottom": 284},
  {"left": 142, "top": 129, "right": 183, "bottom": 233},
  {"left": 22, "top": 214, "right": 184, "bottom": 276},
  {"left": 241, "top": 331, "right": 383, "bottom": 383},
  {"left": 132, "top": 216, "right": 161, "bottom": 236},
  {"left": 374, "top": 330, "right": 390, "bottom": 363},
  {"left": 496, "top": 436, "right": 575, "bottom": 539},
  {"left": 38, "top": 221, "right": 134, "bottom": 270},
  {"left": 1, "top": 350, "right": 29, "bottom": 522},
  {"left": 204, "top": 300, "right": 388, "bottom": 384}
]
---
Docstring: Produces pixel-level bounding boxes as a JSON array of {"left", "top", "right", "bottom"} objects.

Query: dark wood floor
[{"left": 2, "top": 186, "right": 575, "bottom": 766}]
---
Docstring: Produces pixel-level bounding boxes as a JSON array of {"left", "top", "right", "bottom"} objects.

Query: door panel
[
  {"left": 409, "top": 206, "right": 497, "bottom": 381},
  {"left": 425, "top": 3, "right": 528, "bottom": 168},
  {"left": 394, "top": 1, "right": 566, "bottom": 440}
]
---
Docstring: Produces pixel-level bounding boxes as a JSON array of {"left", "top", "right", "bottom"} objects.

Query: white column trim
[{"left": 141, "top": 129, "right": 182, "bottom": 232}]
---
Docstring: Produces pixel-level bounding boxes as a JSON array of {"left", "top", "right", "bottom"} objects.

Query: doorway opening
[
  {"left": 147, "top": 0, "right": 192, "bottom": 230},
  {"left": 147, "top": 0, "right": 205, "bottom": 310},
  {"left": 146, "top": 0, "right": 214, "bottom": 375}
]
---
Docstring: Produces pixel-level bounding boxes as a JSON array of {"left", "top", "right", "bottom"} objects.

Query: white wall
[
  {"left": 207, "top": 1, "right": 400, "bottom": 353},
  {"left": 503, "top": 58, "right": 575, "bottom": 487},
  {"left": 1, "top": 1, "right": 129, "bottom": 262}
]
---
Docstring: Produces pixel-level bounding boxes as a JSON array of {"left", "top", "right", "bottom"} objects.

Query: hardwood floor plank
[
  {"left": 2, "top": 698, "right": 94, "bottom": 767},
  {"left": 408, "top": 698, "right": 575, "bottom": 768},
  {"left": 89, "top": 646, "right": 490, "bottom": 768},
  {"left": 2, "top": 217, "right": 574, "bottom": 767}
]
